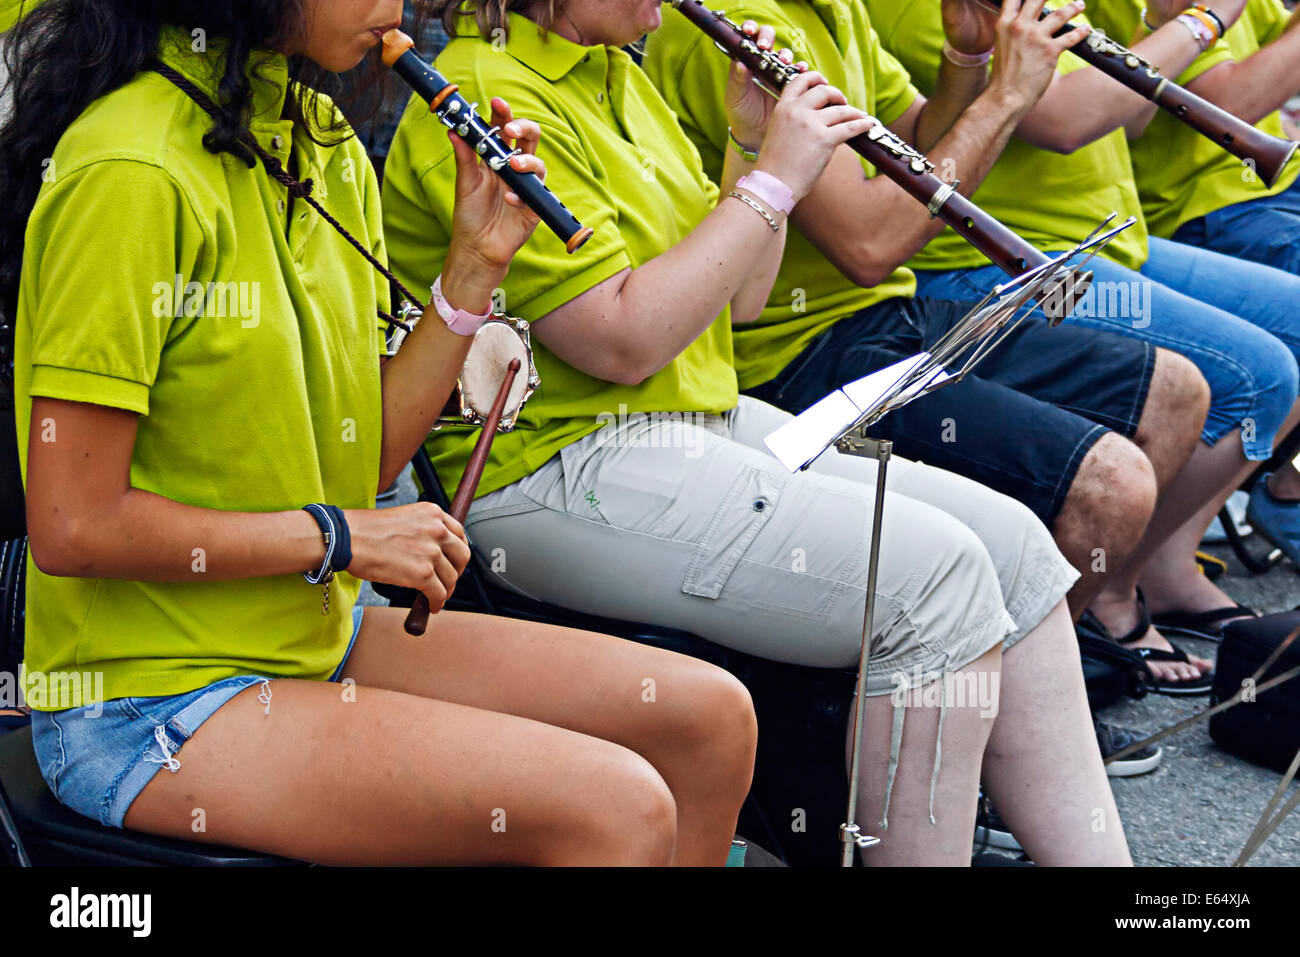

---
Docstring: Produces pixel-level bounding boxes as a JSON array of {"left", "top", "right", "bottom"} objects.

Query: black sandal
[
  {"left": 1099, "top": 590, "right": 1216, "bottom": 697},
  {"left": 1151, "top": 603, "right": 1257, "bottom": 643}
]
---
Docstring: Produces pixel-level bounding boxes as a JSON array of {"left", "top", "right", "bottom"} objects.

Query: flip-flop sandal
[
  {"left": 1098, "top": 590, "right": 1216, "bottom": 696},
  {"left": 1123, "top": 642, "right": 1215, "bottom": 696},
  {"left": 1151, "top": 604, "right": 1257, "bottom": 643}
]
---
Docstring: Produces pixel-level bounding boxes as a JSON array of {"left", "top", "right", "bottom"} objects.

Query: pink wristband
[
  {"left": 942, "top": 40, "right": 994, "bottom": 68},
  {"left": 430, "top": 274, "right": 491, "bottom": 336},
  {"left": 736, "top": 171, "right": 796, "bottom": 216}
]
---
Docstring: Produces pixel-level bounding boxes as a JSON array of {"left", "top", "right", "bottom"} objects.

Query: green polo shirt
[
  {"left": 1090, "top": 0, "right": 1300, "bottom": 237},
  {"left": 15, "top": 27, "right": 387, "bottom": 708},
  {"left": 382, "top": 12, "right": 738, "bottom": 496},
  {"left": 646, "top": 0, "right": 920, "bottom": 390},
  {"left": 864, "top": 0, "right": 1150, "bottom": 272},
  {"left": 0, "top": 0, "right": 40, "bottom": 33}
]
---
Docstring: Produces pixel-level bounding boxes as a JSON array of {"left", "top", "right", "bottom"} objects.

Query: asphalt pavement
[{"left": 1101, "top": 536, "right": 1300, "bottom": 867}]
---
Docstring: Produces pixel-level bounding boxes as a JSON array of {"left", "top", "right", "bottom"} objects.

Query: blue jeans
[
  {"left": 31, "top": 603, "right": 367, "bottom": 829},
  {"left": 914, "top": 236, "right": 1300, "bottom": 461},
  {"left": 1172, "top": 175, "right": 1300, "bottom": 276}
]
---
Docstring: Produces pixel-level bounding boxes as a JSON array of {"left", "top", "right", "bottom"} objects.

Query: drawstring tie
[
  {"left": 879, "top": 655, "right": 952, "bottom": 830},
  {"left": 142, "top": 725, "right": 181, "bottom": 773}
]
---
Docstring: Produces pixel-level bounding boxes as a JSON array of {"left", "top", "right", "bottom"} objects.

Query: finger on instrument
[
  {"left": 755, "top": 23, "right": 776, "bottom": 50},
  {"left": 784, "top": 68, "right": 828, "bottom": 95},
  {"left": 1039, "top": 0, "right": 1085, "bottom": 32},
  {"left": 797, "top": 80, "right": 849, "bottom": 109},
  {"left": 815, "top": 104, "right": 876, "bottom": 128},
  {"left": 1019, "top": 0, "right": 1049, "bottom": 23}
]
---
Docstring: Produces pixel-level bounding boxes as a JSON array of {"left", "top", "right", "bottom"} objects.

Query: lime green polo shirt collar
[
  {"left": 459, "top": 10, "right": 589, "bottom": 82},
  {"left": 808, "top": 0, "right": 851, "bottom": 45},
  {"left": 156, "top": 24, "right": 290, "bottom": 125}
]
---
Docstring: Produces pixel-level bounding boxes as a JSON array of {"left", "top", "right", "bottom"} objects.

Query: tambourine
[{"left": 439, "top": 315, "right": 539, "bottom": 432}]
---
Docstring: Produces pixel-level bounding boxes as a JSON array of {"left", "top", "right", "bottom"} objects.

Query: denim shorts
[
  {"left": 914, "top": 236, "right": 1300, "bottom": 465},
  {"left": 30, "top": 603, "right": 366, "bottom": 829},
  {"left": 1172, "top": 173, "right": 1300, "bottom": 277},
  {"left": 745, "top": 295, "right": 1155, "bottom": 524}
]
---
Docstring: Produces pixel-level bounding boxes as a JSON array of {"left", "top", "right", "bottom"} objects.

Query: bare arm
[
  {"left": 1185, "top": 8, "right": 1300, "bottom": 124},
  {"left": 377, "top": 100, "right": 543, "bottom": 491},
  {"left": 24, "top": 397, "right": 471, "bottom": 610},
  {"left": 25, "top": 102, "right": 555, "bottom": 613},
  {"left": 531, "top": 66, "right": 874, "bottom": 386},
  {"left": 1014, "top": 0, "right": 1243, "bottom": 152},
  {"left": 790, "top": 0, "right": 1086, "bottom": 289}
]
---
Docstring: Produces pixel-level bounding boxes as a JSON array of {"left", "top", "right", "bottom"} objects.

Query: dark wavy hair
[{"left": 0, "top": 0, "right": 391, "bottom": 369}]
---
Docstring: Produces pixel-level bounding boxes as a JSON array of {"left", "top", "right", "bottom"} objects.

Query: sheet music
[{"left": 764, "top": 353, "right": 948, "bottom": 472}]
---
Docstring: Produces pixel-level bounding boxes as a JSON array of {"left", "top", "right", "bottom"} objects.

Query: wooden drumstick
[{"left": 404, "top": 358, "right": 522, "bottom": 636}]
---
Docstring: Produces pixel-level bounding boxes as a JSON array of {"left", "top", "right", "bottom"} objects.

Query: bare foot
[{"left": 1089, "top": 593, "right": 1212, "bottom": 684}]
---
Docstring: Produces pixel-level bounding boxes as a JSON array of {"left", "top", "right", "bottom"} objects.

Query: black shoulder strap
[{"left": 150, "top": 62, "right": 419, "bottom": 333}]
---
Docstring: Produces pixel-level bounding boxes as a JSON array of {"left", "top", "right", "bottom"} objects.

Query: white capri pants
[{"left": 466, "top": 396, "right": 1077, "bottom": 693}]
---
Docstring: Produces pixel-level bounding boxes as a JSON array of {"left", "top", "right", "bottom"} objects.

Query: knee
[
  {"left": 1070, "top": 435, "right": 1157, "bottom": 539},
  {"left": 603, "top": 753, "right": 679, "bottom": 866},
  {"left": 671, "top": 666, "right": 758, "bottom": 792},
  {"left": 1151, "top": 348, "right": 1210, "bottom": 432}
]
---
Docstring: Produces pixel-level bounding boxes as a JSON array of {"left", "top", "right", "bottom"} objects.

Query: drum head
[{"left": 460, "top": 320, "right": 532, "bottom": 423}]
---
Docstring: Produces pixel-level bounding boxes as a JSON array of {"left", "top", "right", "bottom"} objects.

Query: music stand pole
[{"left": 837, "top": 432, "right": 890, "bottom": 865}]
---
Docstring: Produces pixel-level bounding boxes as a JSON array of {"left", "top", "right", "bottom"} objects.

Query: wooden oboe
[
  {"left": 381, "top": 29, "right": 594, "bottom": 253},
  {"left": 666, "top": 0, "right": 1087, "bottom": 312},
  {"left": 404, "top": 358, "right": 522, "bottom": 636},
  {"left": 977, "top": 1, "right": 1297, "bottom": 187}
]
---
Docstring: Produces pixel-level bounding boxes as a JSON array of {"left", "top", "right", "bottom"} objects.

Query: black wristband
[
  {"left": 302, "top": 504, "right": 353, "bottom": 582},
  {"left": 325, "top": 505, "right": 352, "bottom": 573}
]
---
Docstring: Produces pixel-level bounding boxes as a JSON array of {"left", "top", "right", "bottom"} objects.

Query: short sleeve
[
  {"left": 1177, "top": 33, "right": 1238, "bottom": 84},
  {"left": 867, "top": 24, "right": 920, "bottom": 126},
  {"left": 1255, "top": 0, "right": 1292, "bottom": 47},
  {"left": 404, "top": 110, "right": 633, "bottom": 322},
  {"left": 23, "top": 160, "right": 206, "bottom": 415}
]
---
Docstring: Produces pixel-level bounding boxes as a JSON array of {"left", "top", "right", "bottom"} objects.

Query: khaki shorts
[{"left": 466, "top": 397, "right": 1078, "bottom": 697}]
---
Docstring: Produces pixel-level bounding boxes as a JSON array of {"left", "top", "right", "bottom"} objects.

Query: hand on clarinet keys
[
  {"left": 988, "top": 0, "right": 1090, "bottom": 113},
  {"left": 754, "top": 71, "right": 877, "bottom": 203},
  {"left": 724, "top": 20, "right": 804, "bottom": 150},
  {"left": 345, "top": 503, "right": 470, "bottom": 615},
  {"left": 448, "top": 97, "right": 548, "bottom": 276}
]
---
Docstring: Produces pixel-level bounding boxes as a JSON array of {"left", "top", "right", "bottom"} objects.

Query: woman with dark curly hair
[{"left": 1, "top": 0, "right": 757, "bottom": 865}]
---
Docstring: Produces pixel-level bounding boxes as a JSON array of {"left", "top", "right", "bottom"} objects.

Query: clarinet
[
  {"left": 666, "top": 1, "right": 1064, "bottom": 284},
  {"left": 381, "top": 29, "right": 595, "bottom": 253},
  {"left": 404, "top": 358, "right": 523, "bottom": 636},
  {"left": 978, "top": 1, "right": 1297, "bottom": 187}
]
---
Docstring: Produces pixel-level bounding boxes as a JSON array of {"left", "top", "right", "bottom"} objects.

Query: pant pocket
[{"left": 681, "top": 466, "right": 781, "bottom": 599}]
